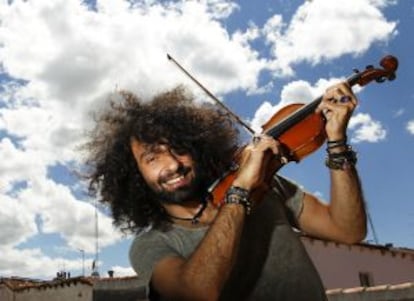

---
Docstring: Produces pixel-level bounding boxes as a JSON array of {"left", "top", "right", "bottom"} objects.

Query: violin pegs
[
  {"left": 388, "top": 73, "right": 396, "bottom": 81},
  {"left": 353, "top": 68, "right": 360, "bottom": 74}
]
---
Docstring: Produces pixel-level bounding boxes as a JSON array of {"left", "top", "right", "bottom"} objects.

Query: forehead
[{"left": 131, "top": 139, "right": 166, "bottom": 155}]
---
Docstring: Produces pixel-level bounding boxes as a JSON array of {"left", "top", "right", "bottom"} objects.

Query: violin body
[{"left": 262, "top": 103, "right": 326, "bottom": 162}]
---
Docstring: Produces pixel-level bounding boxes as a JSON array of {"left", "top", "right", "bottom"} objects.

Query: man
[{"left": 85, "top": 83, "right": 366, "bottom": 300}]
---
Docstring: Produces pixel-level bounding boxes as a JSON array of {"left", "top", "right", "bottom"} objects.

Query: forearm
[
  {"left": 328, "top": 166, "right": 367, "bottom": 243},
  {"left": 176, "top": 204, "right": 245, "bottom": 300}
]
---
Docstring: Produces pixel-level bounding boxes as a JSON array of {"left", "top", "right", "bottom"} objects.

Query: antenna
[
  {"left": 367, "top": 211, "right": 379, "bottom": 244},
  {"left": 91, "top": 199, "right": 100, "bottom": 277},
  {"left": 79, "top": 249, "right": 85, "bottom": 277}
]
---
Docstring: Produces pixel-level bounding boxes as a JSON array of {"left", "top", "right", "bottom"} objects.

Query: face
[{"left": 130, "top": 139, "right": 201, "bottom": 204}]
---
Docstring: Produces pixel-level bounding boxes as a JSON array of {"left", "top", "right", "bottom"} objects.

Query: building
[
  {"left": 301, "top": 236, "right": 414, "bottom": 301},
  {"left": 302, "top": 236, "right": 414, "bottom": 289},
  {"left": 0, "top": 275, "right": 146, "bottom": 301}
]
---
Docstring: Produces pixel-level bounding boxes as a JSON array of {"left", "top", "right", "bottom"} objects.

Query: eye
[{"left": 145, "top": 154, "right": 157, "bottom": 164}]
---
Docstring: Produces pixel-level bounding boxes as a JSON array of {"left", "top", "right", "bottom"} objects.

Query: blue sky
[{"left": 0, "top": 0, "right": 413, "bottom": 280}]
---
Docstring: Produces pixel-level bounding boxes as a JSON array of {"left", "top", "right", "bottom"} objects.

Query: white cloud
[
  {"left": 0, "top": 137, "right": 48, "bottom": 193},
  {"left": 0, "top": 245, "right": 86, "bottom": 278},
  {"left": 17, "top": 178, "right": 122, "bottom": 252},
  {"left": 263, "top": 0, "right": 397, "bottom": 75},
  {"left": 368, "top": 0, "right": 398, "bottom": 8},
  {"left": 348, "top": 112, "right": 387, "bottom": 143},
  {"left": 0, "top": 105, "right": 81, "bottom": 162},
  {"left": 407, "top": 120, "right": 414, "bottom": 135},
  {"left": 393, "top": 108, "right": 405, "bottom": 118},
  {"left": 110, "top": 265, "right": 136, "bottom": 277},
  {"left": 0, "top": 194, "right": 38, "bottom": 246}
]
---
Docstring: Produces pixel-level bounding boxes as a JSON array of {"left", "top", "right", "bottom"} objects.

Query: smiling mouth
[
  {"left": 163, "top": 174, "right": 190, "bottom": 190},
  {"left": 165, "top": 175, "right": 185, "bottom": 185}
]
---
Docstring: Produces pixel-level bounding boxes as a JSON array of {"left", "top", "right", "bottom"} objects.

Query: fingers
[
  {"left": 316, "top": 82, "right": 358, "bottom": 140},
  {"left": 324, "top": 82, "right": 358, "bottom": 107},
  {"left": 251, "top": 134, "right": 277, "bottom": 151},
  {"left": 235, "top": 135, "right": 286, "bottom": 190},
  {"left": 250, "top": 134, "right": 289, "bottom": 166},
  {"left": 317, "top": 83, "right": 357, "bottom": 118}
]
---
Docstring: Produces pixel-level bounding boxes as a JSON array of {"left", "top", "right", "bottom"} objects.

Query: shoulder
[
  {"left": 269, "top": 175, "right": 305, "bottom": 222},
  {"left": 129, "top": 227, "right": 172, "bottom": 256},
  {"left": 129, "top": 228, "right": 174, "bottom": 267},
  {"left": 127, "top": 227, "right": 181, "bottom": 299},
  {"left": 271, "top": 175, "right": 304, "bottom": 202},
  {"left": 129, "top": 225, "right": 206, "bottom": 267}
]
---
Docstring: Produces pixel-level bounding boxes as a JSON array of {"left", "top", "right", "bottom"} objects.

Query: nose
[{"left": 162, "top": 151, "right": 182, "bottom": 176}]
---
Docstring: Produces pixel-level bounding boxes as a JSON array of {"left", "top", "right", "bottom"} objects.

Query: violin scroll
[{"left": 350, "top": 55, "right": 398, "bottom": 87}]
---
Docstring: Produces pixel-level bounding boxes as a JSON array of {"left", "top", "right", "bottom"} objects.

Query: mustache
[{"left": 159, "top": 165, "right": 192, "bottom": 183}]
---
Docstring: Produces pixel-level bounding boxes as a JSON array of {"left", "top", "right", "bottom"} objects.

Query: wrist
[
  {"left": 224, "top": 186, "right": 252, "bottom": 215},
  {"left": 325, "top": 136, "right": 358, "bottom": 170},
  {"left": 326, "top": 132, "right": 347, "bottom": 142},
  {"left": 325, "top": 147, "right": 357, "bottom": 171},
  {"left": 231, "top": 180, "right": 252, "bottom": 192},
  {"left": 326, "top": 136, "right": 348, "bottom": 154}
]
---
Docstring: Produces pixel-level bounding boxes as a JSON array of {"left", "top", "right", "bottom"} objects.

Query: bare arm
[
  {"left": 299, "top": 166, "right": 366, "bottom": 244},
  {"left": 299, "top": 82, "right": 367, "bottom": 244},
  {"left": 151, "top": 204, "right": 245, "bottom": 301}
]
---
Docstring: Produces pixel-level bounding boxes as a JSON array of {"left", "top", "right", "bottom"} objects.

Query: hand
[
  {"left": 233, "top": 135, "right": 285, "bottom": 192},
  {"left": 316, "top": 82, "right": 358, "bottom": 141}
]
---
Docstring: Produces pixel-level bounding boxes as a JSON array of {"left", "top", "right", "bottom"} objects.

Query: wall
[
  {"left": 0, "top": 284, "right": 14, "bottom": 301},
  {"left": 302, "top": 237, "right": 414, "bottom": 289},
  {"left": 93, "top": 276, "right": 147, "bottom": 301},
  {"left": 14, "top": 281, "right": 93, "bottom": 301}
]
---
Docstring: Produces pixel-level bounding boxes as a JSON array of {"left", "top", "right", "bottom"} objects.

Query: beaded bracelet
[{"left": 225, "top": 186, "right": 252, "bottom": 215}]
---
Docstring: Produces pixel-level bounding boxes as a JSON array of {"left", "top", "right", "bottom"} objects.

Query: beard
[{"left": 154, "top": 164, "right": 210, "bottom": 205}]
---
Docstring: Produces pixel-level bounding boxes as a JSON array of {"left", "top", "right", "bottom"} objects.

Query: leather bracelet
[
  {"left": 325, "top": 148, "right": 357, "bottom": 170},
  {"left": 327, "top": 136, "right": 347, "bottom": 145},
  {"left": 326, "top": 137, "right": 348, "bottom": 151},
  {"left": 225, "top": 186, "right": 251, "bottom": 215}
]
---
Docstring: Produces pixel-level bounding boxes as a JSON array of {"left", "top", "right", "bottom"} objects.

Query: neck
[{"left": 163, "top": 199, "right": 216, "bottom": 227}]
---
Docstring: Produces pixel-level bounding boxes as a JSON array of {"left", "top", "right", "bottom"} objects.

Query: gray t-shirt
[{"left": 129, "top": 176, "right": 327, "bottom": 300}]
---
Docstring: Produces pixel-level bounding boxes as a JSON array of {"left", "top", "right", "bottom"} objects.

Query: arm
[
  {"left": 151, "top": 204, "right": 245, "bottom": 301},
  {"left": 298, "top": 166, "right": 366, "bottom": 244},
  {"left": 151, "top": 136, "right": 283, "bottom": 301},
  {"left": 298, "top": 82, "right": 367, "bottom": 244}
]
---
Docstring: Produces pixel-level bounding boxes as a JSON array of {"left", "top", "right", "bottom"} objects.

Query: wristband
[
  {"left": 225, "top": 186, "right": 251, "bottom": 215},
  {"left": 325, "top": 148, "right": 357, "bottom": 170},
  {"left": 326, "top": 136, "right": 348, "bottom": 151}
]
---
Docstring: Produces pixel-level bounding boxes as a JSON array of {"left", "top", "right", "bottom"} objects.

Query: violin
[
  {"left": 260, "top": 55, "right": 398, "bottom": 162},
  {"left": 168, "top": 54, "right": 399, "bottom": 207}
]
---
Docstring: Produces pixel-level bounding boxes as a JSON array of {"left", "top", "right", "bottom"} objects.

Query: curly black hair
[{"left": 83, "top": 86, "right": 240, "bottom": 232}]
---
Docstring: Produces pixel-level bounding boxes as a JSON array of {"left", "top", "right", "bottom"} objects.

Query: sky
[{"left": 0, "top": 0, "right": 413, "bottom": 280}]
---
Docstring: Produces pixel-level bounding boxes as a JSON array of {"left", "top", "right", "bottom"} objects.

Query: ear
[{"left": 130, "top": 138, "right": 142, "bottom": 166}]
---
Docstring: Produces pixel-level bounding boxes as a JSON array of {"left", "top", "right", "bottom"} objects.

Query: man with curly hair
[{"left": 85, "top": 83, "right": 366, "bottom": 301}]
